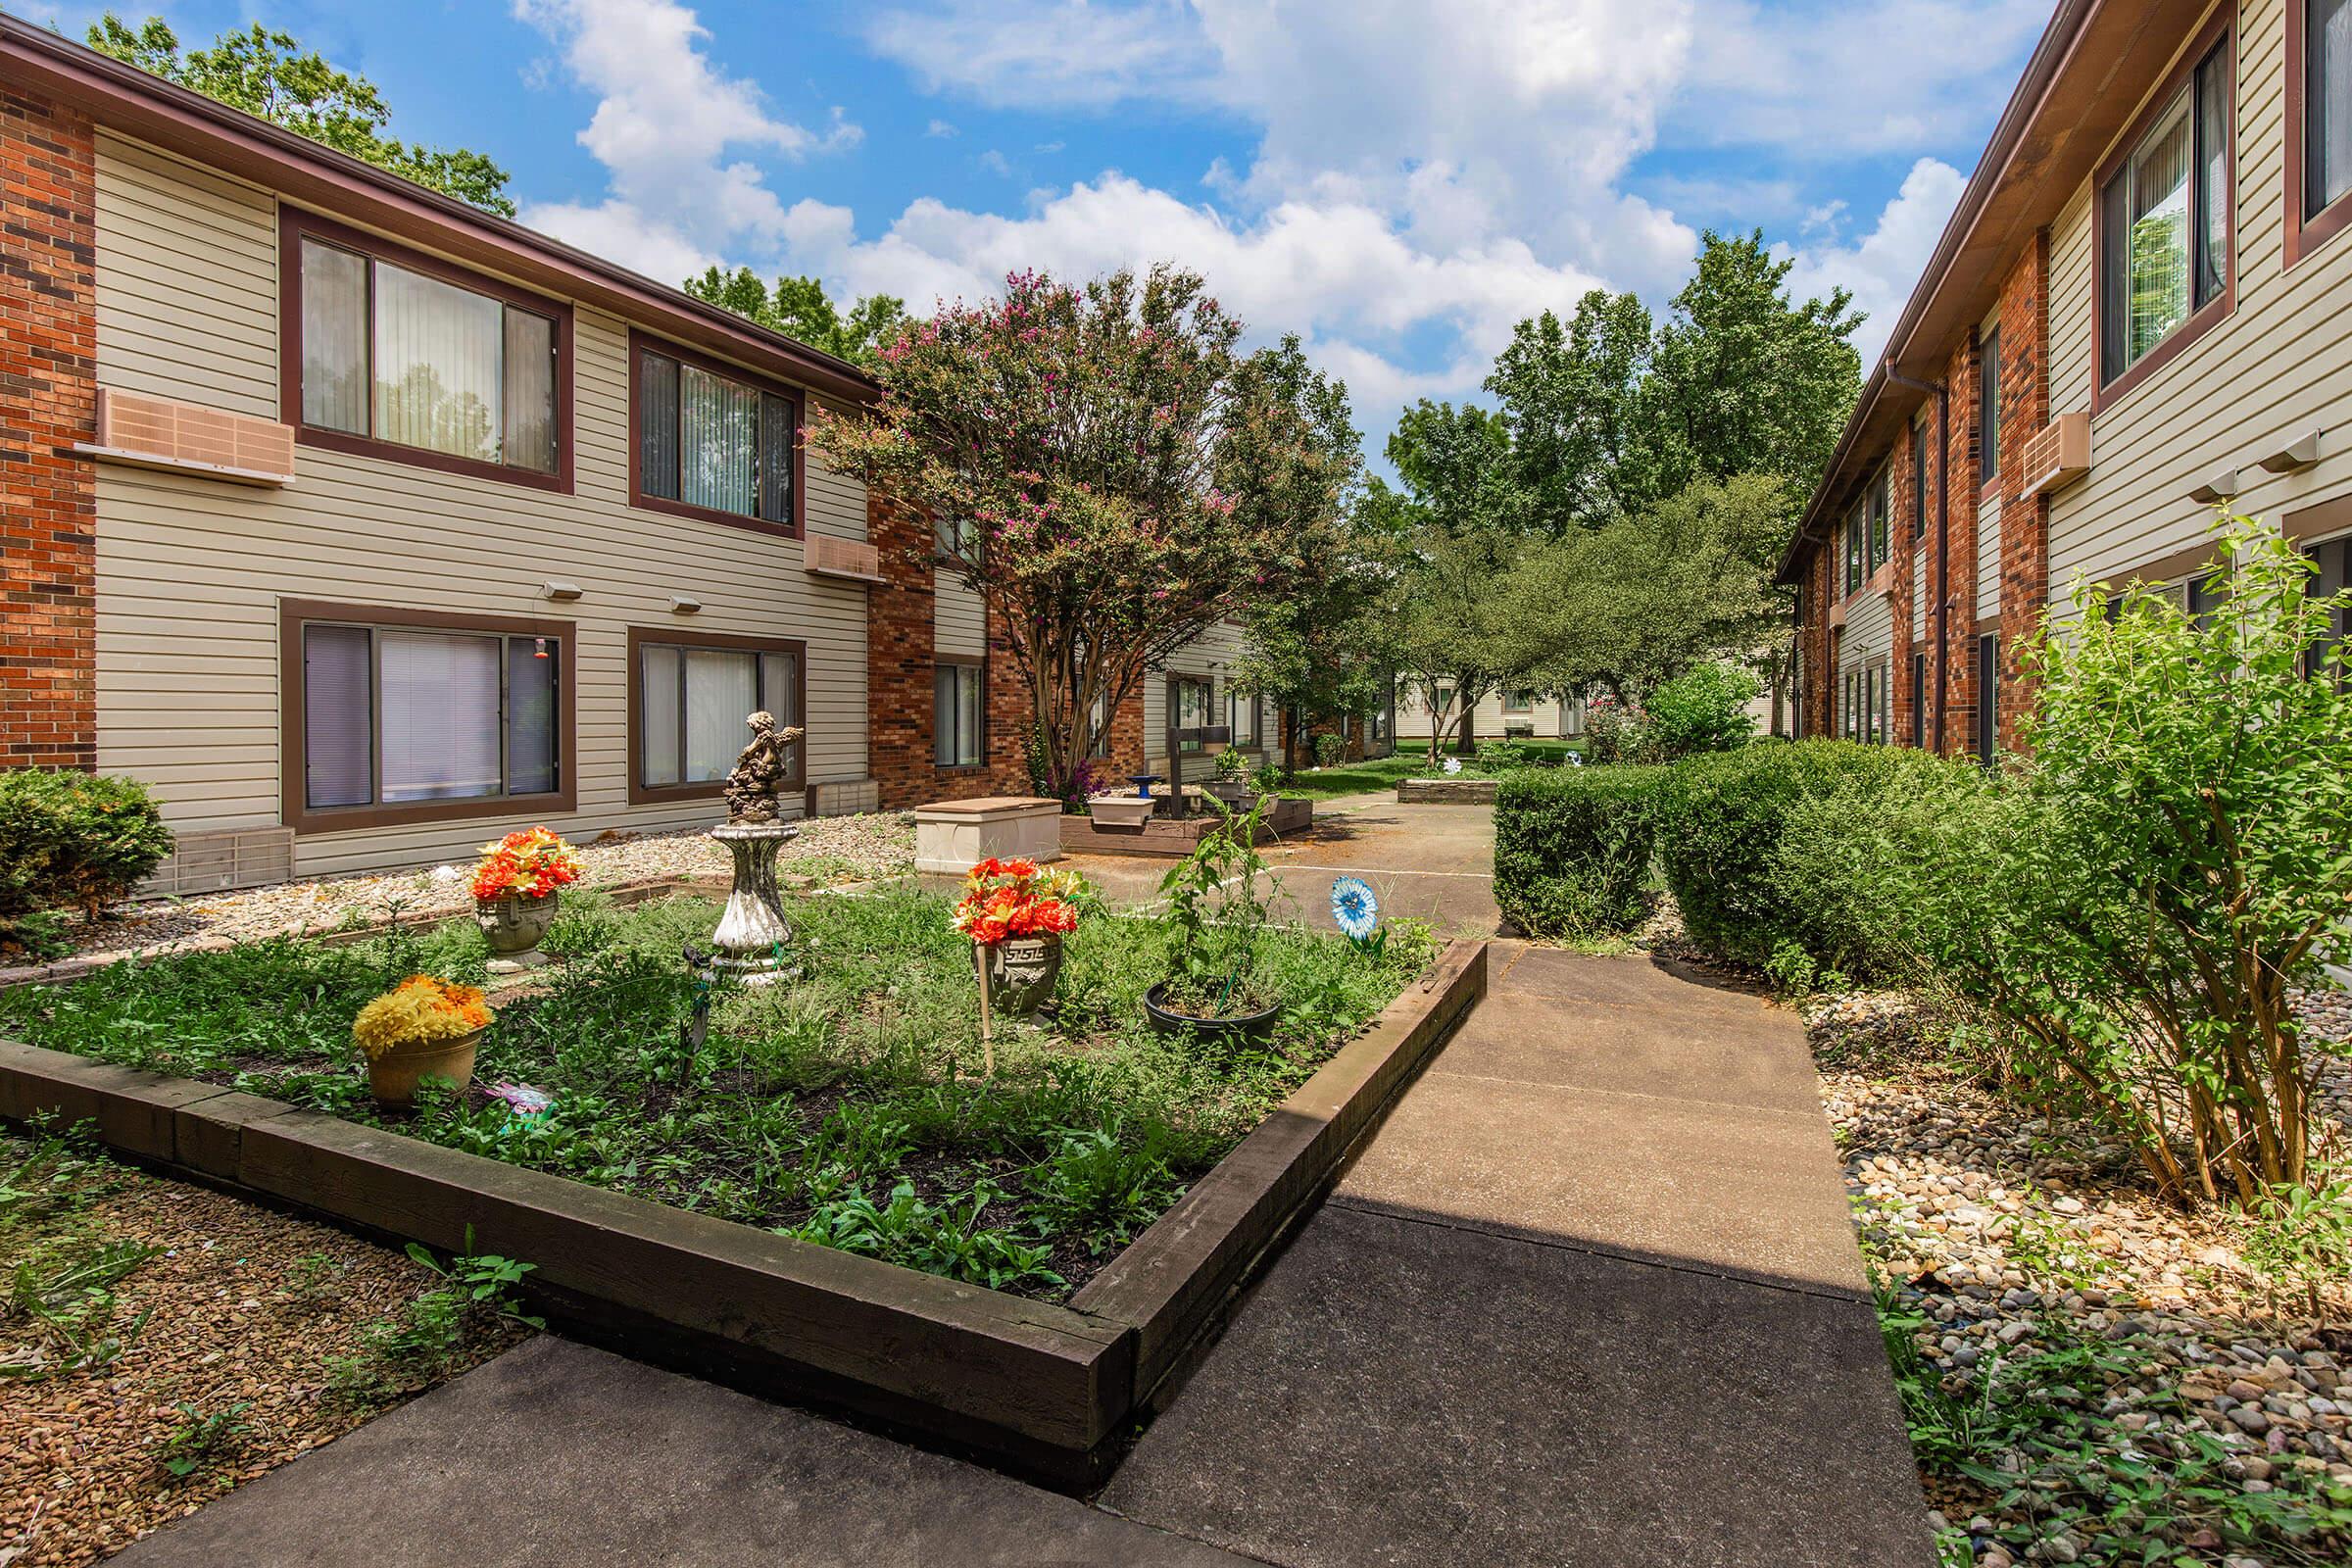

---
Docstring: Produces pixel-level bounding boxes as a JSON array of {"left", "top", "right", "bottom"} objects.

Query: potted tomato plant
[
  {"left": 1146, "top": 797, "right": 1283, "bottom": 1046},
  {"left": 353, "top": 974, "right": 492, "bottom": 1107},
  {"left": 470, "top": 827, "right": 582, "bottom": 969}
]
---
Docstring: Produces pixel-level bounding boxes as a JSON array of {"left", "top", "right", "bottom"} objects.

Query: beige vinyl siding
[
  {"left": 1910, "top": 547, "right": 1928, "bottom": 640},
  {"left": 2051, "top": 0, "right": 2352, "bottom": 598},
  {"left": 1395, "top": 683, "right": 1575, "bottom": 739},
  {"left": 2047, "top": 182, "right": 2096, "bottom": 419},
  {"left": 1843, "top": 588, "right": 1894, "bottom": 665},
  {"left": 90, "top": 134, "right": 874, "bottom": 878},
  {"left": 935, "top": 578, "right": 987, "bottom": 659},
  {"left": 1976, "top": 493, "right": 2002, "bottom": 624},
  {"left": 1142, "top": 621, "right": 1264, "bottom": 781}
]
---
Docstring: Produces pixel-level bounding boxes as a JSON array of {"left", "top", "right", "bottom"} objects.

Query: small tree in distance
[{"left": 806, "top": 266, "right": 1360, "bottom": 799}]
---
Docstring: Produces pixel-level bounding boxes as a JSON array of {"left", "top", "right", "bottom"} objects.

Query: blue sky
[{"left": 41, "top": 0, "right": 2053, "bottom": 450}]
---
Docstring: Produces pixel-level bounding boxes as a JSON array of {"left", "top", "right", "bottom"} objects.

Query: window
[
  {"left": 2306, "top": 537, "right": 2351, "bottom": 679},
  {"left": 1978, "top": 328, "right": 2001, "bottom": 487},
  {"left": 1173, "top": 676, "right": 1213, "bottom": 754},
  {"left": 1228, "top": 687, "right": 1257, "bottom": 745},
  {"left": 1502, "top": 689, "right": 1534, "bottom": 713},
  {"left": 1088, "top": 691, "right": 1111, "bottom": 758},
  {"left": 2299, "top": 0, "right": 2352, "bottom": 262},
  {"left": 633, "top": 333, "right": 800, "bottom": 533},
  {"left": 631, "top": 632, "right": 803, "bottom": 800},
  {"left": 1910, "top": 652, "right": 1927, "bottom": 748},
  {"left": 1910, "top": 416, "right": 1929, "bottom": 545},
  {"left": 1869, "top": 468, "right": 1890, "bottom": 570},
  {"left": 1844, "top": 500, "right": 1865, "bottom": 594},
  {"left": 2098, "top": 36, "right": 2231, "bottom": 388},
  {"left": 285, "top": 215, "right": 566, "bottom": 488},
  {"left": 1432, "top": 684, "right": 1454, "bottom": 717},
  {"left": 932, "top": 662, "right": 984, "bottom": 767},
  {"left": 1371, "top": 700, "right": 1393, "bottom": 743},
  {"left": 936, "top": 514, "right": 979, "bottom": 564},
  {"left": 283, "top": 603, "right": 569, "bottom": 831},
  {"left": 1976, "top": 633, "right": 1999, "bottom": 764}
]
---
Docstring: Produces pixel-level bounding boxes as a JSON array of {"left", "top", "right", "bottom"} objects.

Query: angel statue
[{"left": 722, "top": 710, "right": 806, "bottom": 824}]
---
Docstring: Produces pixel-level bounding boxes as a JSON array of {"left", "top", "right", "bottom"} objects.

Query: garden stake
[{"left": 973, "top": 940, "right": 996, "bottom": 1077}]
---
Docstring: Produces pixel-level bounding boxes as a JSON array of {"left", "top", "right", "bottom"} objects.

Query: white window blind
[
  {"left": 685, "top": 649, "right": 758, "bottom": 783},
  {"left": 303, "top": 623, "right": 371, "bottom": 808},
  {"left": 373, "top": 262, "right": 505, "bottom": 466},
  {"left": 299, "top": 240, "right": 367, "bottom": 435},
  {"left": 380, "top": 631, "right": 502, "bottom": 802},
  {"left": 641, "top": 643, "right": 683, "bottom": 788}
]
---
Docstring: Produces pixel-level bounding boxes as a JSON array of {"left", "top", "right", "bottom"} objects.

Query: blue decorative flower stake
[{"left": 1331, "top": 876, "right": 1383, "bottom": 957}]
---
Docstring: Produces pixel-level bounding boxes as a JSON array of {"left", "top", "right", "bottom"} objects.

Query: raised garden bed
[
  {"left": 0, "top": 889, "right": 1484, "bottom": 1483},
  {"left": 1397, "top": 776, "right": 1498, "bottom": 805},
  {"left": 1060, "top": 796, "right": 1311, "bottom": 858}
]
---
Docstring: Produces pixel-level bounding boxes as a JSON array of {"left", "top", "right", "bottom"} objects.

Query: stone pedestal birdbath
[{"left": 709, "top": 710, "right": 805, "bottom": 985}]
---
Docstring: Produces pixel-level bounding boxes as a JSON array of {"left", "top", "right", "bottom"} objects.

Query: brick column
[
  {"left": 1889, "top": 432, "right": 1919, "bottom": 748},
  {"left": 0, "top": 87, "right": 97, "bottom": 769},
  {"left": 1994, "top": 230, "right": 2051, "bottom": 752},
  {"left": 1799, "top": 548, "right": 1832, "bottom": 738},
  {"left": 865, "top": 493, "right": 937, "bottom": 808},
  {"left": 1940, "top": 336, "right": 1984, "bottom": 757}
]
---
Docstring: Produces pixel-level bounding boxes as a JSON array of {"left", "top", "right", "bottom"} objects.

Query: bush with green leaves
[
  {"left": 0, "top": 770, "right": 174, "bottom": 957},
  {"left": 1580, "top": 696, "right": 1657, "bottom": 765},
  {"left": 1645, "top": 662, "right": 1761, "bottom": 758},
  {"left": 1865, "top": 517, "right": 2352, "bottom": 1206},
  {"left": 1311, "top": 730, "right": 1346, "bottom": 768},
  {"left": 1493, "top": 765, "right": 1661, "bottom": 937}
]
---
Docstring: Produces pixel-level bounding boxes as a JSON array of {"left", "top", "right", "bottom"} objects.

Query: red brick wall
[
  {"left": 1940, "top": 334, "right": 1984, "bottom": 757},
  {"left": 1797, "top": 545, "right": 1832, "bottom": 738},
  {"left": 865, "top": 494, "right": 938, "bottom": 809},
  {"left": 1889, "top": 426, "right": 1920, "bottom": 748},
  {"left": 1993, "top": 230, "right": 2051, "bottom": 752},
  {"left": 0, "top": 88, "right": 96, "bottom": 770}
]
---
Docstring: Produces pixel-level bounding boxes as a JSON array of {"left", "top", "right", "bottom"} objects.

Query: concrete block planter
[
  {"left": 0, "top": 939, "right": 1485, "bottom": 1485},
  {"left": 1397, "top": 776, "right": 1498, "bottom": 805},
  {"left": 912, "top": 796, "right": 1064, "bottom": 875}
]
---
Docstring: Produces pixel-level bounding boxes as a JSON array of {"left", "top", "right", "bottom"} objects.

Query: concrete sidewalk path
[{"left": 1098, "top": 941, "right": 1936, "bottom": 1568}]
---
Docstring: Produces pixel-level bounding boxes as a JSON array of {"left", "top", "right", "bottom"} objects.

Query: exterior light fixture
[
  {"left": 669, "top": 595, "right": 702, "bottom": 613},
  {"left": 539, "top": 579, "right": 583, "bottom": 602},
  {"left": 2187, "top": 467, "right": 2240, "bottom": 506},
  {"left": 2258, "top": 431, "right": 2323, "bottom": 475}
]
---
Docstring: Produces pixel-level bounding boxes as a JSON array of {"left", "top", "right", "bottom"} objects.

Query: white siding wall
[
  {"left": 1910, "top": 547, "right": 1928, "bottom": 640},
  {"left": 1394, "top": 684, "right": 1575, "bottom": 739},
  {"left": 2050, "top": 0, "right": 2352, "bottom": 596},
  {"left": 1144, "top": 620, "right": 1266, "bottom": 782},
  {"left": 1843, "top": 589, "right": 1895, "bottom": 666},
  {"left": 91, "top": 132, "right": 874, "bottom": 877},
  {"left": 1976, "top": 493, "right": 2003, "bottom": 624},
  {"left": 934, "top": 578, "right": 987, "bottom": 659}
]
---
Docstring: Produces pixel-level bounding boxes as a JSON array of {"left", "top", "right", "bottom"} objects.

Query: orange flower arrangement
[
  {"left": 469, "top": 826, "right": 584, "bottom": 901},
  {"left": 950, "top": 858, "right": 1087, "bottom": 947},
  {"left": 352, "top": 974, "right": 492, "bottom": 1060}
]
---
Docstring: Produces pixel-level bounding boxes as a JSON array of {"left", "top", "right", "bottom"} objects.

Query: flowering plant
[
  {"left": 352, "top": 975, "right": 491, "bottom": 1060},
  {"left": 950, "top": 858, "right": 1090, "bottom": 947},
  {"left": 469, "top": 827, "right": 583, "bottom": 901}
]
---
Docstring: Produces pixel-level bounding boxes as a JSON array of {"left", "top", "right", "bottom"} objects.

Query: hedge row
[
  {"left": 0, "top": 769, "right": 174, "bottom": 958},
  {"left": 1493, "top": 765, "right": 1662, "bottom": 938}
]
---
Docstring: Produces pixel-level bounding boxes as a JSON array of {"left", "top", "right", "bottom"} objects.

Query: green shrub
[
  {"left": 1646, "top": 662, "right": 1761, "bottom": 758},
  {"left": 0, "top": 771, "right": 173, "bottom": 958},
  {"left": 1493, "top": 765, "right": 1661, "bottom": 937},
  {"left": 1654, "top": 739, "right": 1947, "bottom": 968},
  {"left": 1311, "top": 731, "right": 1346, "bottom": 767},
  {"left": 1768, "top": 750, "right": 1984, "bottom": 981},
  {"left": 1581, "top": 696, "right": 1657, "bottom": 765}
]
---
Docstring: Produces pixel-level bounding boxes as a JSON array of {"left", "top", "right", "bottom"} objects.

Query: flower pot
[
  {"left": 1088, "top": 796, "right": 1156, "bottom": 830},
  {"left": 367, "top": 1025, "right": 484, "bottom": 1108},
  {"left": 475, "top": 891, "right": 561, "bottom": 963},
  {"left": 1143, "top": 981, "right": 1282, "bottom": 1047},
  {"left": 986, "top": 934, "right": 1063, "bottom": 1019},
  {"left": 1203, "top": 779, "right": 1252, "bottom": 809}
]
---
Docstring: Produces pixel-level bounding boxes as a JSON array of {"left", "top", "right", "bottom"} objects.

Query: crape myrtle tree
[{"left": 807, "top": 266, "right": 1359, "bottom": 799}]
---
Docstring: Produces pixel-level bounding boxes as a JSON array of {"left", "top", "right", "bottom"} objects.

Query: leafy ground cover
[
  {"left": 0, "top": 889, "right": 1433, "bottom": 1299},
  {"left": 0, "top": 1120, "right": 529, "bottom": 1565}
]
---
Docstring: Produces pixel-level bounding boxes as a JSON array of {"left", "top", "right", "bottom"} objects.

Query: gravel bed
[
  {"left": 1, "top": 1136, "right": 524, "bottom": 1566},
  {"left": 50, "top": 814, "right": 916, "bottom": 964},
  {"left": 1812, "top": 989, "right": 2352, "bottom": 1566}
]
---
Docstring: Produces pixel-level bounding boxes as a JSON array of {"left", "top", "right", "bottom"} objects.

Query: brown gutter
[{"left": 0, "top": 16, "right": 880, "bottom": 408}]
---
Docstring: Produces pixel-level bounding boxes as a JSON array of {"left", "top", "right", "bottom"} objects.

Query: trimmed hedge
[
  {"left": 1493, "top": 765, "right": 1662, "bottom": 937},
  {"left": 1653, "top": 740, "right": 1954, "bottom": 968},
  {"left": 0, "top": 769, "right": 174, "bottom": 958}
]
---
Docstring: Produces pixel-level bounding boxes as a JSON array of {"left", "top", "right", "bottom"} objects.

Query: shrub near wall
[
  {"left": 0, "top": 769, "right": 173, "bottom": 957},
  {"left": 1494, "top": 766, "right": 1660, "bottom": 938}
]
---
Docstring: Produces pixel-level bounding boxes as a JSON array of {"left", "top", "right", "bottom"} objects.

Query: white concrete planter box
[
  {"left": 1085, "top": 796, "right": 1158, "bottom": 830},
  {"left": 913, "top": 795, "right": 1065, "bottom": 875}
]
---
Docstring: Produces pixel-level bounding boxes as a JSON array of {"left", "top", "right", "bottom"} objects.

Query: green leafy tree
[
  {"left": 682, "top": 268, "right": 909, "bottom": 368},
  {"left": 1231, "top": 481, "right": 1401, "bottom": 770},
  {"left": 1484, "top": 289, "right": 1663, "bottom": 532},
  {"left": 86, "top": 16, "right": 514, "bottom": 216},
  {"left": 805, "top": 267, "right": 1360, "bottom": 797}
]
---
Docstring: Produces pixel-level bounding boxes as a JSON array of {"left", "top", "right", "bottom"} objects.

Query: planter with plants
[
  {"left": 1146, "top": 797, "right": 1284, "bottom": 1045},
  {"left": 952, "top": 858, "right": 1089, "bottom": 1036},
  {"left": 469, "top": 827, "right": 583, "bottom": 971},
  {"left": 352, "top": 973, "right": 493, "bottom": 1106},
  {"left": 1202, "top": 746, "right": 1256, "bottom": 810}
]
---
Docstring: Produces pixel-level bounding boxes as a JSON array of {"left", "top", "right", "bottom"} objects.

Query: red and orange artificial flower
[
  {"left": 469, "top": 826, "right": 584, "bottom": 901},
  {"left": 951, "top": 858, "right": 1089, "bottom": 947}
]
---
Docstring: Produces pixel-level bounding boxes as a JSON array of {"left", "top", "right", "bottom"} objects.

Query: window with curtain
[
  {"left": 1978, "top": 328, "right": 2001, "bottom": 485},
  {"left": 1227, "top": 687, "right": 1257, "bottom": 744},
  {"left": 935, "top": 662, "right": 984, "bottom": 766},
  {"left": 2100, "top": 39, "right": 2230, "bottom": 385},
  {"left": 298, "top": 616, "right": 561, "bottom": 813},
  {"left": 1174, "top": 677, "right": 1213, "bottom": 754},
  {"left": 636, "top": 343, "right": 796, "bottom": 526},
  {"left": 296, "top": 235, "right": 559, "bottom": 476},
  {"left": 1910, "top": 417, "right": 1929, "bottom": 544},
  {"left": 1843, "top": 503, "right": 1863, "bottom": 593},
  {"left": 1869, "top": 468, "right": 1890, "bottom": 569},
  {"left": 2311, "top": 0, "right": 2352, "bottom": 220},
  {"left": 1977, "top": 633, "right": 1999, "bottom": 764},
  {"left": 637, "top": 639, "right": 802, "bottom": 790}
]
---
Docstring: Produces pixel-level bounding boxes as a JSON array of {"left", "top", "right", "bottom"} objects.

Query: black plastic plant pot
[{"left": 1143, "top": 982, "right": 1283, "bottom": 1047}]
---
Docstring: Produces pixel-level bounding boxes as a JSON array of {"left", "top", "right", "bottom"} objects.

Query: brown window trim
[
  {"left": 624, "top": 626, "right": 809, "bottom": 807},
  {"left": 279, "top": 599, "right": 577, "bottom": 836},
  {"left": 277, "top": 209, "right": 575, "bottom": 495},
  {"left": 2290, "top": 0, "right": 2352, "bottom": 266},
  {"left": 627, "top": 328, "right": 808, "bottom": 540},
  {"left": 934, "top": 654, "right": 987, "bottom": 771},
  {"left": 2090, "top": 11, "right": 2236, "bottom": 417}
]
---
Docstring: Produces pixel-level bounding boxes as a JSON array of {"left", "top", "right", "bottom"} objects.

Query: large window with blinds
[
  {"left": 629, "top": 631, "right": 804, "bottom": 800},
  {"left": 284, "top": 214, "right": 566, "bottom": 488},
  {"left": 631, "top": 332, "right": 800, "bottom": 533},
  {"left": 2097, "top": 29, "right": 2232, "bottom": 392},
  {"left": 2297, "top": 0, "right": 2352, "bottom": 260},
  {"left": 283, "top": 603, "right": 570, "bottom": 830}
]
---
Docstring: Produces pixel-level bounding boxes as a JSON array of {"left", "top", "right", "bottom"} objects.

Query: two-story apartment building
[
  {"left": 0, "top": 21, "right": 1284, "bottom": 888},
  {"left": 1786, "top": 0, "right": 2352, "bottom": 757}
]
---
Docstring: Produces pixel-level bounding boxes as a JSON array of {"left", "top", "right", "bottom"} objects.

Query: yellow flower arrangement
[{"left": 352, "top": 975, "right": 492, "bottom": 1061}]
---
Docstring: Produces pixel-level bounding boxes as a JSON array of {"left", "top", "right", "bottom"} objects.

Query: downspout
[{"left": 1884, "top": 364, "right": 1947, "bottom": 753}]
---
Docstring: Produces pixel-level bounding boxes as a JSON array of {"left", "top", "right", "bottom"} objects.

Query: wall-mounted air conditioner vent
[
  {"left": 139, "top": 826, "right": 297, "bottom": 899},
  {"left": 805, "top": 533, "right": 884, "bottom": 583},
  {"left": 74, "top": 387, "right": 296, "bottom": 486},
  {"left": 2022, "top": 411, "right": 2089, "bottom": 497}
]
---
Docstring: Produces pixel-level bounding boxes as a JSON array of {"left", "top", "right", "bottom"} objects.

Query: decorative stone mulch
[
  {"left": 46, "top": 814, "right": 915, "bottom": 964},
  {"left": 1, "top": 1144, "right": 525, "bottom": 1567}
]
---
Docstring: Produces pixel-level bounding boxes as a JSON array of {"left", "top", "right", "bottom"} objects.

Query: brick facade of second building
[{"left": 0, "top": 85, "right": 96, "bottom": 769}]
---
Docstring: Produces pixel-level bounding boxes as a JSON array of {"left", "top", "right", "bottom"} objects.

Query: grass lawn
[
  {"left": 1269, "top": 754, "right": 1429, "bottom": 801},
  {"left": 0, "top": 889, "right": 1435, "bottom": 1299}
]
